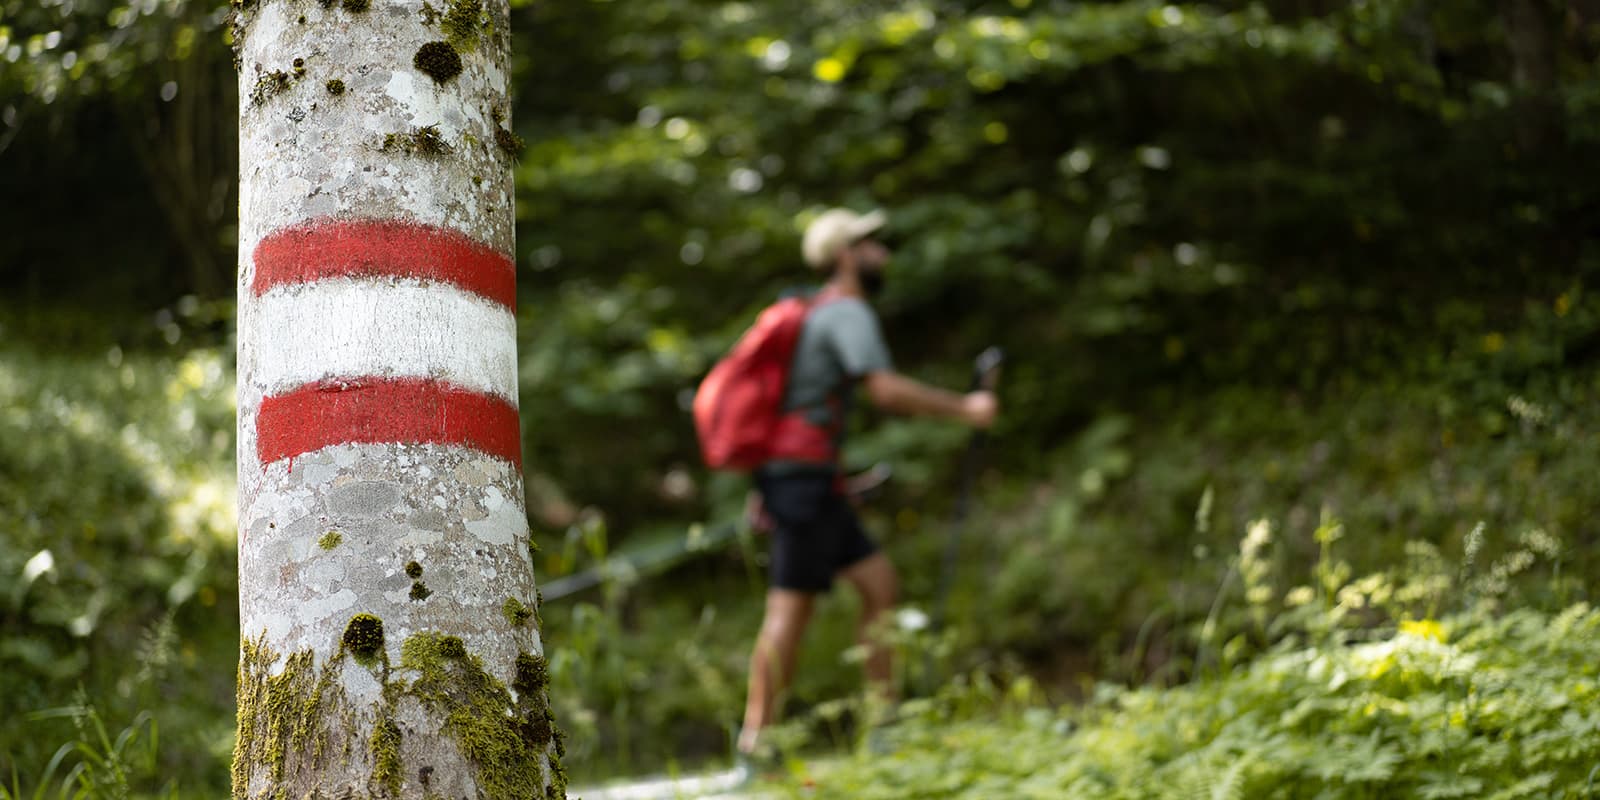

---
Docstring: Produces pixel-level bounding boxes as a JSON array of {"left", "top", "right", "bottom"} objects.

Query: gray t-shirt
[{"left": 781, "top": 296, "right": 893, "bottom": 445}]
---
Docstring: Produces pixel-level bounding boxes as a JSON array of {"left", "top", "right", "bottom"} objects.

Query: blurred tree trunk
[
  {"left": 117, "top": 1, "right": 238, "bottom": 299},
  {"left": 1500, "top": 0, "right": 1559, "bottom": 151},
  {"left": 231, "top": 2, "right": 563, "bottom": 798}
]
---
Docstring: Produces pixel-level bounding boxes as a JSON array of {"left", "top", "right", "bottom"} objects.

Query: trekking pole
[{"left": 929, "top": 347, "right": 1004, "bottom": 639}]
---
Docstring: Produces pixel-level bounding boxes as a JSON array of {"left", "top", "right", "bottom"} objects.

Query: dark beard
[{"left": 860, "top": 268, "right": 886, "bottom": 298}]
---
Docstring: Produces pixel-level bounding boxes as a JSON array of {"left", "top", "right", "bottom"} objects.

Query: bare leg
[
  {"left": 839, "top": 552, "right": 899, "bottom": 700},
  {"left": 739, "top": 589, "right": 816, "bottom": 754}
]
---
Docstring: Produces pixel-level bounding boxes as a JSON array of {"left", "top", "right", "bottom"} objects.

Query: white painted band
[{"left": 249, "top": 278, "right": 519, "bottom": 405}]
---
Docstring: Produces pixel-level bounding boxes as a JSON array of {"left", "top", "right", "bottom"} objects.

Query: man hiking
[{"left": 736, "top": 206, "right": 999, "bottom": 760}]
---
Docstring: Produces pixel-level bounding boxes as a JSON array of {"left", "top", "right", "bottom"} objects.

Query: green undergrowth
[
  {"left": 538, "top": 355, "right": 1600, "bottom": 780},
  {"left": 5, "top": 295, "right": 1599, "bottom": 793},
  {"left": 932, "top": 366, "right": 1600, "bottom": 686},
  {"left": 0, "top": 340, "right": 236, "bottom": 797},
  {"left": 540, "top": 572, "right": 844, "bottom": 782},
  {"left": 769, "top": 529, "right": 1600, "bottom": 799}
]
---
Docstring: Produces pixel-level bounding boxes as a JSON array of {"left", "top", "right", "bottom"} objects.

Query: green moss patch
[
  {"left": 440, "top": 635, "right": 467, "bottom": 659},
  {"left": 342, "top": 613, "right": 385, "bottom": 663},
  {"left": 495, "top": 126, "right": 525, "bottom": 159},
  {"left": 232, "top": 638, "right": 340, "bottom": 797},
  {"left": 368, "top": 716, "right": 403, "bottom": 797},
  {"left": 502, "top": 596, "right": 532, "bottom": 626},
  {"left": 442, "top": 0, "right": 485, "bottom": 51},
  {"left": 413, "top": 41, "right": 463, "bottom": 84},
  {"left": 513, "top": 652, "right": 547, "bottom": 696},
  {"left": 382, "top": 125, "right": 451, "bottom": 157},
  {"left": 248, "top": 70, "right": 291, "bottom": 106},
  {"left": 317, "top": 530, "right": 342, "bottom": 550},
  {"left": 235, "top": 627, "right": 559, "bottom": 799},
  {"left": 401, "top": 632, "right": 553, "bottom": 799}
]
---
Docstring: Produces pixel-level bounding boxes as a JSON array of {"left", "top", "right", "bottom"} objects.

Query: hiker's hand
[
  {"left": 962, "top": 390, "right": 999, "bottom": 429},
  {"left": 844, "top": 463, "right": 892, "bottom": 507},
  {"left": 744, "top": 491, "right": 774, "bottom": 534}
]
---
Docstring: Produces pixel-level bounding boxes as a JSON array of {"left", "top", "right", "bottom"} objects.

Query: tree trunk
[
  {"left": 1500, "top": 0, "right": 1558, "bottom": 152},
  {"left": 232, "top": 2, "right": 558, "bottom": 798}
]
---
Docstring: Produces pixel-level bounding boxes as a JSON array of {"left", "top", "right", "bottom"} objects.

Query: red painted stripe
[
  {"left": 258, "top": 378, "right": 522, "bottom": 466},
  {"left": 253, "top": 219, "right": 516, "bottom": 309}
]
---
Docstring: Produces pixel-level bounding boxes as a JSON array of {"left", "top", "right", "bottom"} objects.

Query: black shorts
[{"left": 755, "top": 470, "right": 878, "bottom": 593}]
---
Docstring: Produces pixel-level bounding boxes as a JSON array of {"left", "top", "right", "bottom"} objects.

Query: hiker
[{"left": 735, "top": 207, "right": 999, "bottom": 759}]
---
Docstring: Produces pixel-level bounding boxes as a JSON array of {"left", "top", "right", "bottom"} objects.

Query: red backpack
[{"left": 694, "top": 293, "right": 839, "bottom": 471}]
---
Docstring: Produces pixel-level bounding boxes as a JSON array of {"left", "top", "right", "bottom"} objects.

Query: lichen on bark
[
  {"left": 381, "top": 125, "right": 452, "bottom": 157},
  {"left": 400, "top": 631, "right": 558, "bottom": 799},
  {"left": 441, "top": 0, "right": 487, "bottom": 51},
  {"left": 232, "top": 636, "right": 343, "bottom": 799},
  {"left": 234, "top": 628, "right": 564, "bottom": 799}
]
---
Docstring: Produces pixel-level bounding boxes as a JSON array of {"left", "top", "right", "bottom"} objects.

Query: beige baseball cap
[{"left": 802, "top": 207, "right": 888, "bottom": 270}]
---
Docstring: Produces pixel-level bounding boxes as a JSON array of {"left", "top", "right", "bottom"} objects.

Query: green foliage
[
  {"left": 536, "top": 562, "right": 890, "bottom": 781},
  {"left": 3, "top": 0, "right": 1600, "bottom": 793},
  {"left": 0, "top": 344, "right": 235, "bottom": 797},
  {"left": 941, "top": 291, "right": 1600, "bottom": 681},
  {"left": 500, "top": 0, "right": 1600, "bottom": 529},
  {"left": 5, "top": 0, "right": 1598, "bottom": 525},
  {"left": 776, "top": 542, "right": 1600, "bottom": 799},
  {"left": 2, "top": 701, "right": 178, "bottom": 800}
]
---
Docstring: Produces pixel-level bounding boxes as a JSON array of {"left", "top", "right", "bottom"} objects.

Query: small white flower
[
  {"left": 896, "top": 607, "right": 930, "bottom": 632},
  {"left": 22, "top": 549, "right": 54, "bottom": 584}
]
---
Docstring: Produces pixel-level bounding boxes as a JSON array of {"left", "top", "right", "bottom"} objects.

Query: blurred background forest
[{"left": 3, "top": 0, "right": 1600, "bottom": 797}]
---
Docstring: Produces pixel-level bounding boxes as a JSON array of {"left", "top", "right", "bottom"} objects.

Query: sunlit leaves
[
  {"left": 793, "top": 601, "right": 1600, "bottom": 799},
  {"left": 0, "top": 0, "right": 227, "bottom": 104}
]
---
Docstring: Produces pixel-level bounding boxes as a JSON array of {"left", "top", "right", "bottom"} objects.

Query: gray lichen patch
[
  {"left": 238, "top": 444, "right": 536, "bottom": 657},
  {"left": 328, "top": 480, "right": 402, "bottom": 518}
]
